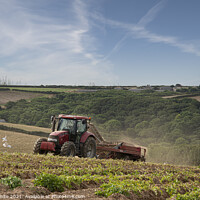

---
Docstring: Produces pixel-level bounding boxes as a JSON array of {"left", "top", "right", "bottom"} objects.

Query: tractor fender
[{"left": 80, "top": 131, "right": 96, "bottom": 143}]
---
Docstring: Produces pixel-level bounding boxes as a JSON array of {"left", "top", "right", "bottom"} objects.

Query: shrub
[
  {"left": 34, "top": 173, "right": 64, "bottom": 192},
  {"left": 1, "top": 176, "right": 22, "bottom": 189}
]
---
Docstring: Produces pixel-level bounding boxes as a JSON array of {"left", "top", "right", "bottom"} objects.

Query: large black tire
[
  {"left": 82, "top": 137, "right": 96, "bottom": 158},
  {"left": 60, "top": 141, "right": 76, "bottom": 157},
  {"left": 33, "top": 138, "right": 47, "bottom": 154}
]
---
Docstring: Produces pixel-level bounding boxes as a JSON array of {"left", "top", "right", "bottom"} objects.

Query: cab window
[{"left": 77, "top": 120, "right": 87, "bottom": 133}]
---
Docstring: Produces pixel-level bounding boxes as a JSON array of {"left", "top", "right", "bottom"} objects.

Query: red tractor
[
  {"left": 33, "top": 114, "right": 96, "bottom": 158},
  {"left": 33, "top": 114, "right": 146, "bottom": 161}
]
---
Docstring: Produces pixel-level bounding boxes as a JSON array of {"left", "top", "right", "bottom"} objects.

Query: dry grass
[
  {"left": 0, "top": 122, "right": 51, "bottom": 133},
  {"left": 162, "top": 95, "right": 183, "bottom": 99},
  {"left": 0, "top": 90, "right": 53, "bottom": 105},
  {"left": 0, "top": 130, "right": 41, "bottom": 153},
  {"left": 0, "top": 122, "right": 51, "bottom": 153},
  {"left": 163, "top": 95, "right": 200, "bottom": 102},
  {"left": 190, "top": 96, "right": 200, "bottom": 102}
]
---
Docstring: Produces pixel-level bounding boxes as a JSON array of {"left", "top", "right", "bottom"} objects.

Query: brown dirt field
[
  {"left": 0, "top": 182, "right": 111, "bottom": 200},
  {"left": 0, "top": 130, "right": 41, "bottom": 153},
  {"left": 0, "top": 90, "right": 53, "bottom": 105},
  {"left": 0, "top": 181, "right": 157, "bottom": 200},
  {"left": 190, "top": 96, "right": 200, "bottom": 102},
  {"left": 162, "top": 95, "right": 183, "bottom": 99}
]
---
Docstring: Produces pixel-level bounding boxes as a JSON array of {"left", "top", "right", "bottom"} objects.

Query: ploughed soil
[
  {"left": 0, "top": 181, "right": 106, "bottom": 200},
  {"left": 0, "top": 180, "right": 166, "bottom": 200}
]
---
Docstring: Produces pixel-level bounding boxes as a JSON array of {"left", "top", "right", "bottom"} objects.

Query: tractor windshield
[{"left": 57, "top": 118, "right": 76, "bottom": 133}]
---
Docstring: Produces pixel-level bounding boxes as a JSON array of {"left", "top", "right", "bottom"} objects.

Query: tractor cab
[
  {"left": 52, "top": 114, "right": 88, "bottom": 135},
  {"left": 50, "top": 115, "right": 90, "bottom": 144}
]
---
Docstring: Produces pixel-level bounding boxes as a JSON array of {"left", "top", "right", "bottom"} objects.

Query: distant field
[
  {"left": 163, "top": 94, "right": 200, "bottom": 102},
  {"left": 0, "top": 122, "right": 51, "bottom": 133},
  {"left": 162, "top": 95, "right": 184, "bottom": 99},
  {"left": 0, "top": 90, "right": 52, "bottom": 105},
  {"left": 0, "top": 122, "right": 51, "bottom": 153},
  {"left": 0, "top": 130, "right": 40, "bottom": 153},
  {"left": 190, "top": 96, "right": 200, "bottom": 102},
  {"left": 1, "top": 87, "right": 77, "bottom": 93}
]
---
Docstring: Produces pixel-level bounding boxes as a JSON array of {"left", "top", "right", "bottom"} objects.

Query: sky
[{"left": 0, "top": 0, "right": 200, "bottom": 86}]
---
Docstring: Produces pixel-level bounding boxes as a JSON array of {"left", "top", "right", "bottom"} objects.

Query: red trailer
[
  {"left": 96, "top": 143, "right": 146, "bottom": 161},
  {"left": 88, "top": 124, "right": 146, "bottom": 161}
]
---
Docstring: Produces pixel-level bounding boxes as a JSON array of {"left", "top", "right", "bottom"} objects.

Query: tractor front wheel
[
  {"left": 82, "top": 137, "right": 96, "bottom": 158},
  {"left": 60, "top": 141, "right": 76, "bottom": 157},
  {"left": 33, "top": 138, "right": 47, "bottom": 154}
]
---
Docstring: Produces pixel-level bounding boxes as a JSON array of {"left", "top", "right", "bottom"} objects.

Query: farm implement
[{"left": 33, "top": 114, "right": 146, "bottom": 161}]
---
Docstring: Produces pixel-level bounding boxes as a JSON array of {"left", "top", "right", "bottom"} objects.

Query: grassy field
[
  {"left": 190, "top": 96, "right": 200, "bottom": 102},
  {"left": 1, "top": 87, "right": 77, "bottom": 93},
  {"left": 0, "top": 130, "right": 40, "bottom": 153},
  {"left": 0, "top": 122, "right": 50, "bottom": 154},
  {"left": 163, "top": 94, "right": 200, "bottom": 102},
  {"left": 0, "top": 90, "right": 52, "bottom": 105},
  {"left": 0, "top": 122, "right": 51, "bottom": 133}
]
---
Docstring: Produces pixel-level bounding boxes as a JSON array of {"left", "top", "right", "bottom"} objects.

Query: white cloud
[
  {"left": 1, "top": 0, "right": 199, "bottom": 86},
  {"left": 0, "top": 0, "right": 118, "bottom": 85}
]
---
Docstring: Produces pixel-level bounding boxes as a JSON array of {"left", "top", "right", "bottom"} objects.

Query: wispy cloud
[
  {"left": 137, "top": 0, "right": 168, "bottom": 27},
  {"left": 0, "top": 0, "right": 199, "bottom": 86},
  {"left": 93, "top": 0, "right": 200, "bottom": 60},
  {"left": 0, "top": 0, "right": 118, "bottom": 85}
]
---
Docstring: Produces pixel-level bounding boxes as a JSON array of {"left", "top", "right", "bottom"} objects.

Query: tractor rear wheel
[
  {"left": 60, "top": 141, "right": 76, "bottom": 157},
  {"left": 82, "top": 137, "right": 96, "bottom": 158},
  {"left": 33, "top": 138, "right": 47, "bottom": 154}
]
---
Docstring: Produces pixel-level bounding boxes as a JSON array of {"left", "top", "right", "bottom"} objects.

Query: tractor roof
[{"left": 58, "top": 114, "right": 91, "bottom": 120}]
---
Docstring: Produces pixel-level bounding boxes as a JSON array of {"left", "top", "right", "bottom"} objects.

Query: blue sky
[{"left": 0, "top": 0, "right": 200, "bottom": 86}]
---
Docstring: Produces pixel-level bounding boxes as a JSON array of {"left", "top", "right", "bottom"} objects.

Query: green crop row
[{"left": 0, "top": 152, "right": 199, "bottom": 199}]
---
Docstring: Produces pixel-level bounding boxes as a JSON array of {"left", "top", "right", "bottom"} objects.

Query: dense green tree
[{"left": 104, "top": 119, "right": 122, "bottom": 132}]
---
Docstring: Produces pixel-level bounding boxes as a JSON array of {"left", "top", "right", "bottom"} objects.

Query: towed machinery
[{"left": 33, "top": 114, "right": 146, "bottom": 161}]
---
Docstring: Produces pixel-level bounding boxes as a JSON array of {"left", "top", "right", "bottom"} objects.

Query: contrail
[
  {"left": 138, "top": 0, "right": 168, "bottom": 27},
  {"left": 101, "top": 0, "right": 168, "bottom": 62}
]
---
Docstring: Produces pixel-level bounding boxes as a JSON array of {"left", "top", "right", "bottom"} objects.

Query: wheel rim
[{"left": 86, "top": 143, "right": 93, "bottom": 157}]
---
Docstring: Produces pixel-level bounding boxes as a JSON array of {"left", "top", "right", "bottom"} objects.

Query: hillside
[
  {"left": 0, "top": 89, "right": 200, "bottom": 165},
  {"left": 0, "top": 113, "right": 199, "bottom": 199},
  {"left": 0, "top": 152, "right": 200, "bottom": 200}
]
